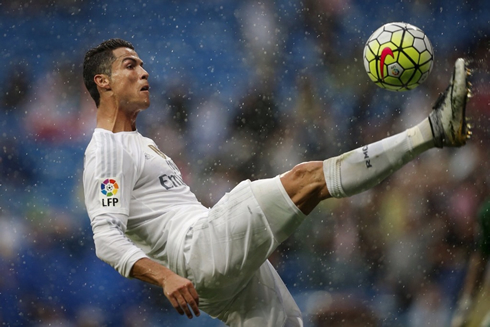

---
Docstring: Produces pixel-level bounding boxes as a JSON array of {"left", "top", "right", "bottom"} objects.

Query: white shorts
[{"left": 178, "top": 176, "right": 305, "bottom": 326}]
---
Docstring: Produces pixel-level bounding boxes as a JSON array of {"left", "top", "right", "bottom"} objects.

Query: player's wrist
[{"left": 154, "top": 264, "right": 180, "bottom": 289}]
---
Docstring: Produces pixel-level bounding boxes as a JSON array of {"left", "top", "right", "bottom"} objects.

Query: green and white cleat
[{"left": 429, "top": 58, "right": 472, "bottom": 148}]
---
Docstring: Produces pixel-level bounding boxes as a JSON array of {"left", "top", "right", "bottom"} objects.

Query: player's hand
[{"left": 162, "top": 273, "right": 200, "bottom": 319}]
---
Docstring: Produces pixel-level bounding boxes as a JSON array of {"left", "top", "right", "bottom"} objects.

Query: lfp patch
[{"left": 99, "top": 178, "right": 120, "bottom": 207}]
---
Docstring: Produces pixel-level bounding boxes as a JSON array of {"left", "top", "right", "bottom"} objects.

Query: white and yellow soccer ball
[{"left": 363, "top": 22, "right": 434, "bottom": 91}]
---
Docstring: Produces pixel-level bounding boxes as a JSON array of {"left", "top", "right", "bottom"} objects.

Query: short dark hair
[{"left": 83, "top": 38, "right": 134, "bottom": 107}]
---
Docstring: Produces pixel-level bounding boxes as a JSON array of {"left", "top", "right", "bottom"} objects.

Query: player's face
[{"left": 109, "top": 47, "right": 150, "bottom": 111}]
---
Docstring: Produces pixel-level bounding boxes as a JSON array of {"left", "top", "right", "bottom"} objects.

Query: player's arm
[
  {"left": 91, "top": 213, "right": 200, "bottom": 319},
  {"left": 91, "top": 213, "right": 148, "bottom": 277},
  {"left": 131, "top": 258, "right": 200, "bottom": 319},
  {"left": 84, "top": 136, "right": 198, "bottom": 318}
]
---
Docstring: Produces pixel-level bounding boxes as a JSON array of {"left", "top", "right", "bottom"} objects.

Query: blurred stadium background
[{"left": 1, "top": 0, "right": 489, "bottom": 326}]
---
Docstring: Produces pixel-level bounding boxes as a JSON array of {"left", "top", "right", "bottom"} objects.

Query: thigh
[
  {"left": 186, "top": 177, "right": 305, "bottom": 305},
  {"left": 186, "top": 179, "right": 279, "bottom": 303}
]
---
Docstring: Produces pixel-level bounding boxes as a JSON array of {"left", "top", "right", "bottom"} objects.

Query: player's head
[{"left": 83, "top": 38, "right": 150, "bottom": 109}]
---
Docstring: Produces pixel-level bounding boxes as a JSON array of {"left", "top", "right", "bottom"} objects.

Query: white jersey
[{"left": 83, "top": 128, "right": 208, "bottom": 277}]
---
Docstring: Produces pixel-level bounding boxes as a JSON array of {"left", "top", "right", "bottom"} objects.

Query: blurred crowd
[{"left": 1, "top": 0, "right": 490, "bottom": 326}]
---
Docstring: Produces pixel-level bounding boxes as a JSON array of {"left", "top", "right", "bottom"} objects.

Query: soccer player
[{"left": 82, "top": 38, "right": 471, "bottom": 326}]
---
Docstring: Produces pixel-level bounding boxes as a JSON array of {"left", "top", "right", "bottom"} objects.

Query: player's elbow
[
  {"left": 93, "top": 236, "right": 115, "bottom": 265},
  {"left": 94, "top": 241, "right": 106, "bottom": 261}
]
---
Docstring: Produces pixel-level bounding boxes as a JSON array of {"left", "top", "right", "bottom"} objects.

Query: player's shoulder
[
  {"left": 139, "top": 133, "right": 157, "bottom": 145},
  {"left": 85, "top": 129, "right": 140, "bottom": 159},
  {"left": 90, "top": 128, "right": 142, "bottom": 147},
  {"left": 85, "top": 129, "right": 115, "bottom": 153},
  {"left": 84, "top": 129, "right": 141, "bottom": 172}
]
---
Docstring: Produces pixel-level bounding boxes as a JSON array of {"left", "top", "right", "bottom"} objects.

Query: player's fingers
[
  {"left": 183, "top": 288, "right": 200, "bottom": 317},
  {"left": 167, "top": 296, "right": 185, "bottom": 316},
  {"left": 175, "top": 293, "right": 194, "bottom": 319},
  {"left": 189, "top": 286, "right": 200, "bottom": 306}
]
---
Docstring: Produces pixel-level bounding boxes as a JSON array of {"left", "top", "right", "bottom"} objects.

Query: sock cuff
[
  {"left": 407, "top": 119, "right": 436, "bottom": 154},
  {"left": 323, "top": 157, "right": 347, "bottom": 198}
]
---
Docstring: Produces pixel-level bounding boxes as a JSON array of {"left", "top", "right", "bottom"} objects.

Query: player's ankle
[{"left": 407, "top": 118, "right": 435, "bottom": 151}]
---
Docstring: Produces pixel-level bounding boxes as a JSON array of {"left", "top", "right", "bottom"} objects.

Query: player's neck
[{"left": 96, "top": 101, "right": 139, "bottom": 132}]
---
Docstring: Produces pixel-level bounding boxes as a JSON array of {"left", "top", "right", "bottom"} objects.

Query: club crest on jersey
[
  {"left": 148, "top": 145, "right": 167, "bottom": 159},
  {"left": 99, "top": 178, "right": 120, "bottom": 207}
]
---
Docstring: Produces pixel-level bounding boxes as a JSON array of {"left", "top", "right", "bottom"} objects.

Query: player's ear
[{"left": 94, "top": 74, "right": 111, "bottom": 90}]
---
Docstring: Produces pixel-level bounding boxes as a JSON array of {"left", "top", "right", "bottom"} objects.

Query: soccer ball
[{"left": 363, "top": 22, "right": 434, "bottom": 91}]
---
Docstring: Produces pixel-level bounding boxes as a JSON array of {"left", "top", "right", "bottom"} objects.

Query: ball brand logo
[
  {"left": 101, "top": 179, "right": 119, "bottom": 197},
  {"left": 379, "top": 47, "right": 394, "bottom": 80}
]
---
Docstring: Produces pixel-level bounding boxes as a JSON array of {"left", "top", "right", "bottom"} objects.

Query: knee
[
  {"left": 280, "top": 161, "right": 330, "bottom": 214},
  {"left": 284, "top": 161, "right": 329, "bottom": 199},
  {"left": 289, "top": 161, "right": 323, "bottom": 182}
]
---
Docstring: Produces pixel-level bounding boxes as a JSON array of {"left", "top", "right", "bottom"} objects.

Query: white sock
[{"left": 323, "top": 118, "right": 435, "bottom": 198}]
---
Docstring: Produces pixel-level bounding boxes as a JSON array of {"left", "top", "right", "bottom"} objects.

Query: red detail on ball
[{"left": 380, "top": 47, "right": 394, "bottom": 80}]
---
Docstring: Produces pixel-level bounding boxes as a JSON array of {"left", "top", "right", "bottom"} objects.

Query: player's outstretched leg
[
  {"left": 323, "top": 58, "right": 472, "bottom": 199},
  {"left": 429, "top": 57, "right": 472, "bottom": 148}
]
